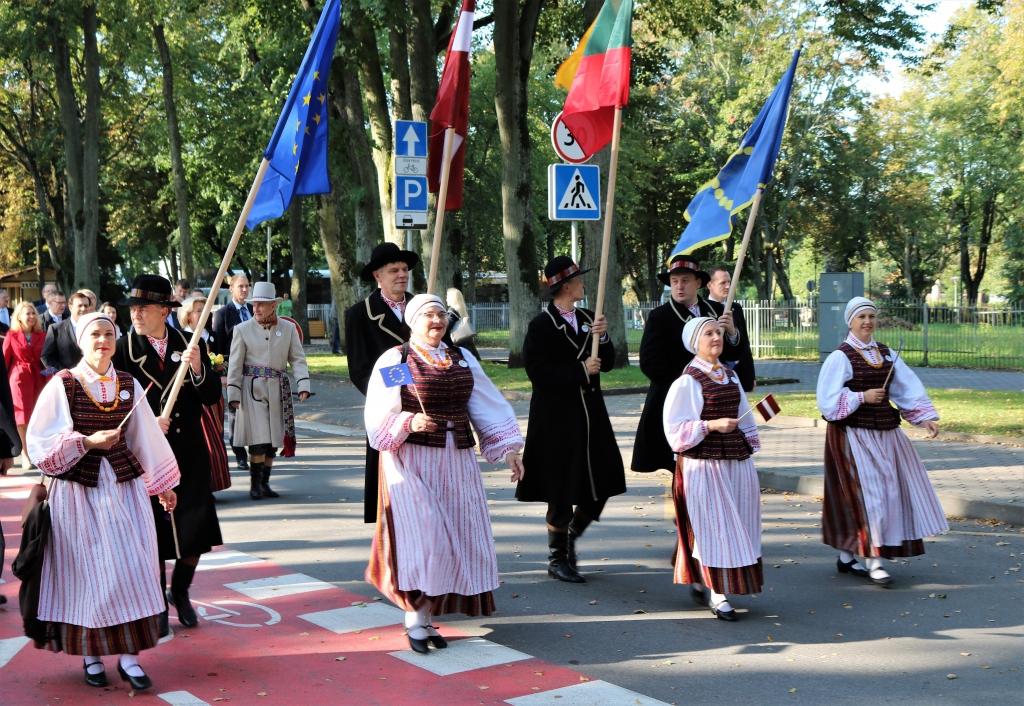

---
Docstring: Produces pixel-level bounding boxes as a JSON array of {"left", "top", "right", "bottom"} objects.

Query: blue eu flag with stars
[
  {"left": 669, "top": 50, "right": 799, "bottom": 259},
  {"left": 380, "top": 364, "right": 416, "bottom": 388},
  {"left": 246, "top": 0, "right": 341, "bottom": 230}
]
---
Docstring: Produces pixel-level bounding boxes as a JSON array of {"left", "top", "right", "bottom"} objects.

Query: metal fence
[{"left": 465, "top": 299, "right": 1023, "bottom": 370}]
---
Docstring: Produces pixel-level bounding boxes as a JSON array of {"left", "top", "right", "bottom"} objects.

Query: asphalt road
[{"left": 211, "top": 424, "right": 1024, "bottom": 705}]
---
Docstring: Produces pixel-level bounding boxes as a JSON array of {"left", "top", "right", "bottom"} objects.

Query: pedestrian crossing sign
[{"left": 548, "top": 164, "right": 601, "bottom": 221}]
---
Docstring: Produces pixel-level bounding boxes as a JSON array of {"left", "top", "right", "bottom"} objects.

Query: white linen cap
[
  {"left": 75, "top": 312, "right": 116, "bottom": 348},
  {"left": 404, "top": 293, "right": 445, "bottom": 326},
  {"left": 681, "top": 316, "right": 718, "bottom": 355},
  {"left": 844, "top": 297, "right": 876, "bottom": 326}
]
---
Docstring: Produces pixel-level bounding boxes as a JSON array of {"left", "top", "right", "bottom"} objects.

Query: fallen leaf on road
[
  {"left": 511, "top": 593, "right": 519, "bottom": 598},
  {"left": 208, "top": 673, "right": 217, "bottom": 676},
  {"left": 257, "top": 692, "right": 267, "bottom": 696},
  {"left": 996, "top": 542, "right": 1009, "bottom": 546},
  {"left": 789, "top": 689, "right": 797, "bottom": 693},
  {"left": 663, "top": 661, "right": 673, "bottom": 666},
  {"left": 299, "top": 632, "right": 310, "bottom": 636},
  {"left": 534, "top": 671, "right": 544, "bottom": 676},
  {"left": 767, "top": 636, "right": 772, "bottom": 641},
  {"left": 589, "top": 600, "right": 598, "bottom": 605},
  {"left": 336, "top": 657, "right": 346, "bottom": 661},
  {"left": 368, "top": 636, "right": 380, "bottom": 640},
  {"left": 564, "top": 634, "right": 572, "bottom": 638},
  {"left": 634, "top": 609, "right": 647, "bottom": 614},
  {"left": 128, "top": 692, "right": 135, "bottom": 698},
  {"left": 479, "top": 686, "right": 489, "bottom": 690},
  {"left": 581, "top": 676, "right": 590, "bottom": 681},
  {"left": 946, "top": 674, "right": 956, "bottom": 680},
  {"left": 961, "top": 653, "right": 970, "bottom": 656}
]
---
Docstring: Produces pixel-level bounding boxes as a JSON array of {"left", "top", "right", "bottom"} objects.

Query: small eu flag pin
[{"left": 380, "top": 363, "right": 415, "bottom": 388}]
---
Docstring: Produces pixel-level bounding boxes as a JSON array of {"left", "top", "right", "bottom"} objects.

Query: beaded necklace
[
  {"left": 851, "top": 337, "right": 883, "bottom": 369},
  {"left": 77, "top": 372, "right": 120, "bottom": 412},
  {"left": 410, "top": 340, "right": 452, "bottom": 369}
]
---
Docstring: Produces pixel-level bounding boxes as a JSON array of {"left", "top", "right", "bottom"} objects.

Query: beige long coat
[{"left": 227, "top": 318, "right": 310, "bottom": 447}]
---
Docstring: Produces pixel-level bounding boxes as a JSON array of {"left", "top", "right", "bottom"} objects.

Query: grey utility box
[{"left": 818, "top": 272, "right": 864, "bottom": 361}]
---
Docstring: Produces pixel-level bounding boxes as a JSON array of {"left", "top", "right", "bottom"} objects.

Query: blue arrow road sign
[
  {"left": 548, "top": 164, "right": 601, "bottom": 221},
  {"left": 394, "top": 120, "right": 428, "bottom": 158},
  {"left": 395, "top": 175, "right": 428, "bottom": 212}
]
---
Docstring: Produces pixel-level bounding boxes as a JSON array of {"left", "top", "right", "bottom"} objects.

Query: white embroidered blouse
[{"left": 662, "top": 356, "right": 760, "bottom": 454}]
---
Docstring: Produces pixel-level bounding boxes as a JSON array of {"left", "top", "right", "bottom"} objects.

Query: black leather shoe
[
  {"left": 425, "top": 625, "right": 448, "bottom": 649},
  {"left": 691, "top": 586, "right": 710, "bottom": 607},
  {"left": 261, "top": 467, "right": 279, "bottom": 498},
  {"left": 548, "top": 530, "right": 586, "bottom": 583},
  {"left": 870, "top": 570, "right": 893, "bottom": 587},
  {"left": 836, "top": 557, "right": 870, "bottom": 578},
  {"left": 118, "top": 663, "right": 153, "bottom": 690},
  {"left": 169, "top": 561, "right": 199, "bottom": 627},
  {"left": 167, "top": 589, "right": 198, "bottom": 627},
  {"left": 83, "top": 661, "right": 107, "bottom": 687},
  {"left": 710, "top": 599, "right": 738, "bottom": 622},
  {"left": 157, "top": 609, "right": 169, "bottom": 638},
  {"left": 408, "top": 634, "right": 430, "bottom": 654},
  {"left": 249, "top": 464, "right": 264, "bottom": 500},
  {"left": 236, "top": 458, "right": 249, "bottom": 471}
]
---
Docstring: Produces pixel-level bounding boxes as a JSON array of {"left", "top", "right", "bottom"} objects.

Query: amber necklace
[
  {"left": 853, "top": 339, "right": 883, "bottom": 369},
  {"left": 410, "top": 340, "right": 452, "bottom": 369},
  {"left": 77, "top": 372, "right": 120, "bottom": 412}
]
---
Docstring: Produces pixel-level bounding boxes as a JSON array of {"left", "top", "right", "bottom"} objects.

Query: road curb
[
  {"left": 756, "top": 470, "right": 1024, "bottom": 525},
  {"left": 766, "top": 415, "right": 1024, "bottom": 448}
]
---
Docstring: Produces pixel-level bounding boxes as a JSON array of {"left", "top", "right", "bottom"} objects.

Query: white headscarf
[
  {"left": 74, "top": 312, "right": 115, "bottom": 348},
  {"left": 681, "top": 316, "right": 718, "bottom": 355},
  {"left": 844, "top": 297, "right": 876, "bottom": 326},
  {"left": 404, "top": 293, "right": 446, "bottom": 327}
]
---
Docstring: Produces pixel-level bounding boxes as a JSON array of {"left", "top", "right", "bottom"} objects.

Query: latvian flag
[{"left": 754, "top": 394, "right": 781, "bottom": 422}]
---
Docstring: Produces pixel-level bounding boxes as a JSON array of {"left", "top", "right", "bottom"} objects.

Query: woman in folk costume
[
  {"left": 26, "top": 313, "right": 180, "bottom": 690},
  {"left": 364, "top": 294, "right": 525, "bottom": 654},
  {"left": 227, "top": 282, "right": 310, "bottom": 499},
  {"left": 663, "top": 316, "right": 761, "bottom": 622},
  {"left": 517, "top": 257, "right": 625, "bottom": 583},
  {"left": 817, "top": 297, "right": 946, "bottom": 586}
]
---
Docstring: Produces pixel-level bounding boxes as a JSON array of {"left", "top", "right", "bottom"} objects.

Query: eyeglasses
[{"left": 421, "top": 312, "right": 449, "bottom": 322}]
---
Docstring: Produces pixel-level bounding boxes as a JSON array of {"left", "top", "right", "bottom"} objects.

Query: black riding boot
[
  {"left": 547, "top": 530, "right": 585, "bottom": 583},
  {"left": 249, "top": 462, "right": 264, "bottom": 500},
  {"left": 566, "top": 514, "right": 593, "bottom": 572},
  {"left": 168, "top": 561, "right": 199, "bottom": 627},
  {"left": 261, "top": 465, "right": 279, "bottom": 498}
]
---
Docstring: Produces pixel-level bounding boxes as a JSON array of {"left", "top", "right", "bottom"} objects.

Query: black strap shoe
[
  {"left": 83, "top": 661, "right": 107, "bottom": 687},
  {"left": 261, "top": 467, "right": 280, "bottom": 498},
  {"left": 118, "top": 662, "right": 153, "bottom": 690},
  {"left": 710, "top": 599, "right": 738, "bottom": 622},
  {"left": 407, "top": 633, "right": 430, "bottom": 654},
  {"left": 249, "top": 463, "right": 264, "bottom": 500},
  {"left": 836, "top": 557, "right": 870, "bottom": 578},
  {"left": 425, "top": 624, "right": 448, "bottom": 649},
  {"left": 547, "top": 530, "right": 585, "bottom": 583}
]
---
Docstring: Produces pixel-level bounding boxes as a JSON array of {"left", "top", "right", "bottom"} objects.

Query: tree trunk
[
  {"left": 492, "top": 0, "right": 543, "bottom": 367},
  {"left": 289, "top": 198, "right": 310, "bottom": 341},
  {"left": 319, "top": 173, "right": 356, "bottom": 351},
  {"left": 899, "top": 215, "right": 913, "bottom": 298},
  {"left": 390, "top": 24, "right": 412, "bottom": 122},
  {"left": 169, "top": 246, "right": 179, "bottom": 282},
  {"left": 153, "top": 21, "right": 194, "bottom": 282},
  {"left": 49, "top": 21, "right": 82, "bottom": 291},
  {"left": 78, "top": 2, "right": 101, "bottom": 293}
]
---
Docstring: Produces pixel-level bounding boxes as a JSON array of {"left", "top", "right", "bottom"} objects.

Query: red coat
[{"left": 3, "top": 329, "right": 46, "bottom": 425}]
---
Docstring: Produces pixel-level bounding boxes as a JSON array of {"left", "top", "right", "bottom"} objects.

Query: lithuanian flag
[{"left": 559, "top": 0, "right": 633, "bottom": 158}]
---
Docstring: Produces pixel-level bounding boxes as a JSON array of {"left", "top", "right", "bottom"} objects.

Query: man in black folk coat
[
  {"left": 112, "top": 275, "right": 223, "bottom": 637},
  {"left": 213, "top": 274, "right": 253, "bottom": 470},
  {"left": 518, "top": 256, "right": 626, "bottom": 584},
  {"left": 344, "top": 242, "right": 418, "bottom": 523},
  {"left": 631, "top": 255, "right": 745, "bottom": 474},
  {"left": 705, "top": 266, "right": 756, "bottom": 392}
]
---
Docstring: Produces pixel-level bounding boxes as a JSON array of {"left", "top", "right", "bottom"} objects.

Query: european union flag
[
  {"left": 669, "top": 50, "right": 800, "bottom": 259},
  {"left": 380, "top": 363, "right": 416, "bottom": 388},
  {"left": 246, "top": 0, "right": 341, "bottom": 230}
]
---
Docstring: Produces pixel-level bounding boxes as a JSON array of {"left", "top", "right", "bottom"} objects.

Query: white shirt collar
[
  {"left": 75, "top": 360, "right": 114, "bottom": 383},
  {"left": 233, "top": 300, "right": 247, "bottom": 310},
  {"left": 846, "top": 332, "right": 877, "bottom": 350}
]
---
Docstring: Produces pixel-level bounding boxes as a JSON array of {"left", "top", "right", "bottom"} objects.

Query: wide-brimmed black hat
[
  {"left": 119, "top": 274, "right": 181, "bottom": 307},
  {"left": 542, "top": 256, "right": 591, "bottom": 298},
  {"left": 657, "top": 254, "right": 709, "bottom": 287},
  {"left": 359, "top": 242, "right": 420, "bottom": 283}
]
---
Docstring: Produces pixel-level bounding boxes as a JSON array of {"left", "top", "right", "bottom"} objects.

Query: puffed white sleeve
[
  {"left": 464, "top": 350, "right": 523, "bottom": 462},
  {"left": 124, "top": 378, "right": 181, "bottom": 495},
  {"left": 364, "top": 348, "right": 415, "bottom": 451},
  {"left": 736, "top": 384, "right": 761, "bottom": 453},
  {"left": 27, "top": 375, "right": 87, "bottom": 475},
  {"left": 816, "top": 350, "right": 863, "bottom": 421},
  {"left": 887, "top": 357, "right": 938, "bottom": 425},
  {"left": 662, "top": 374, "right": 708, "bottom": 453}
]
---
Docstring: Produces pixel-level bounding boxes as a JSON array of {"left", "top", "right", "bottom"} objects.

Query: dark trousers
[
  {"left": 546, "top": 499, "right": 607, "bottom": 530},
  {"left": 226, "top": 402, "right": 247, "bottom": 462},
  {"left": 248, "top": 444, "right": 276, "bottom": 458}
]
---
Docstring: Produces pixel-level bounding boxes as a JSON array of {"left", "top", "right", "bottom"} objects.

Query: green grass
[
  {"left": 773, "top": 389, "right": 1024, "bottom": 438},
  {"left": 306, "top": 354, "right": 349, "bottom": 378}
]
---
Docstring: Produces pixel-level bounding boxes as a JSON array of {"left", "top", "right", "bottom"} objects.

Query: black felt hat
[
  {"left": 118, "top": 274, "right": 181, "bottom": 307},
  {"left": 657, "top": 254, "right": 710, "bottom": 287},
  {"left": 542, "top": 256, "right": 591, "bottom": 298},
  {"left": 359, "top": 242, "right": 420, "bottom": 283}
]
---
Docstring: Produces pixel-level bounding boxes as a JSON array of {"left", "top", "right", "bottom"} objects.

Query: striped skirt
[
  {"left": 203, "top": 397, "right": 231, "bottom": 492},
  {"left": 672, "top": 455, "right": 763, "bottom": 595},
  {"left": 366, "top": 436, "right": 497, "bottom": 617},
  {"left": 822, "top": 424, "right": 948, "bottom": 558},
  {"left": 48, "top": 616, "right": 160, "bottom": 656}
]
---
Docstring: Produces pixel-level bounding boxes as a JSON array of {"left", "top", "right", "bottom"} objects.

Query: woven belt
[{"left": 243, "top": 365, "right": 296, "bottom": 455}]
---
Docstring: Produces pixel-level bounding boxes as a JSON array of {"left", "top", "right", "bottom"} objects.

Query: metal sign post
[
  {"left": 394, "top": 120, "right": 429, "bottom": 232},
  {"left": 571, "top": 220, "right": 578, "bottom": 263}
]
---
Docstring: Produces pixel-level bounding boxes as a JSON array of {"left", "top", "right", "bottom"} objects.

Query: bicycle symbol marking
[{"left": 193, "top": 600, "right": 282, "bottom": 628}]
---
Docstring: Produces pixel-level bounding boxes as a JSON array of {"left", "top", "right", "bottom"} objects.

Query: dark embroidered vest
[
  {"left": 58, "top": 370, "right": 144, "bottom": 487},
  {"left": 834, "top": 342, "right": 901, "bottom": 430},
  {"left": 680, "top": 366, "right": 751, "bottom": 461},
  {"left": 400, "top": 345, "right": 475, "bottom": 449}
]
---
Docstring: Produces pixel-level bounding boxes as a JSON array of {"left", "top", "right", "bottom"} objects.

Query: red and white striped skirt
[{"left": 823, "top": 424, "right": 948, "bottom": 558}]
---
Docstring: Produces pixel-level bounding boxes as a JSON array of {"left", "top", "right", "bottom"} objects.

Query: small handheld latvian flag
[
  {"left": 754, "top": 394, "right": 781, "bottom": 422},
  {"left": 380, "top": 363, "right": 415, "bottom": 388}
]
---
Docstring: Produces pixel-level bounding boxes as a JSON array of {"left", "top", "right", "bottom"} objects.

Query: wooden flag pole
[
  {"left": 590, "top": 106, "right": 623, "bottom": 359},
  {"left": 427, "top": 127, "right": 456, "bottom": 294},
  {"left": 159, "top": 157, "right": 270, "bottom": 421},
  {"left": 723, "top": 188, "right": 764, "bottom": 312}
]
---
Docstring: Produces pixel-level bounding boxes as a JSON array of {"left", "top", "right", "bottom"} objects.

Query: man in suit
[
  {"left": 213, "top": 274, "right": 253, "bottom": 469},
  {"left": 41, "top": 290, "right": 91, "bottom": 371},
  {"left": 34, "top": 283, "right": 56, "bottom": 314},
  {"left": 40, "top": 290, "right": 67, "bottom": 331},
  {"left": 631, "top": 255, "right": 744, "bottom": 473},
  {"left": 344, "top": 242, "right": 418, "bottom": 523},
  {"left": 112, "top": 274, "right": 223, "bottom": 636},
  {"left": 705, "top": 266, "right": 756, "bottom": 392},
  {"left": 165, "top": 279, "right": 190, "bottom": 331}
]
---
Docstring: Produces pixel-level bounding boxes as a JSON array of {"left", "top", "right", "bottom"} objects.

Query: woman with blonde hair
[
  {"left": 445, "top": 288, "right": 480, "bottom": 360},
  {"left": 3, "top": 301, "right": 47, "bottom": 469},
  {"left": 178, "top": 296, "right": 212, "bottom": 344}
]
